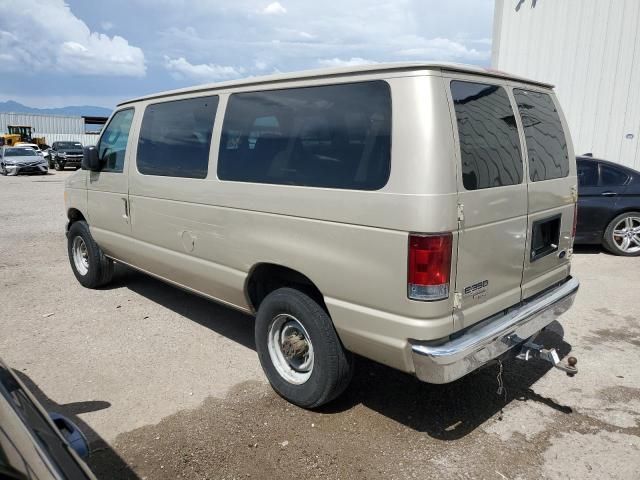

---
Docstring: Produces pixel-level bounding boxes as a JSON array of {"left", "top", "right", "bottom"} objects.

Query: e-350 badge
[{"left": 463, "top": 279, "right": 489, "bottom": 298}]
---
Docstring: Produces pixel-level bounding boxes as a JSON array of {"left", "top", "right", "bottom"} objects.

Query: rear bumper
[{"left": 410, "top": 276, "right": 579, "bottom": 384}]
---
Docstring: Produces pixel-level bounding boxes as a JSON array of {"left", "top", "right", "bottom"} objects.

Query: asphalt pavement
[{"left": 1, "top": 171, "right": 638, "bottom": 479}]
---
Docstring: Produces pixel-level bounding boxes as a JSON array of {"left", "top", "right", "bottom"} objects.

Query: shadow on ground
[
  {"left": 15, "top": 371, "right": 139, "bottom": 479},
  {"left": 573, "top": 244, "right": 606, "bottom": 255},
  {"left": 110, "top": 264, "right": 574, "bottom": 442}
]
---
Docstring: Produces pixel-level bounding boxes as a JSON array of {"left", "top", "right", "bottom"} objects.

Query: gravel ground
[{"left": 1, "top": 171, "right": 639, "bottom": 480}]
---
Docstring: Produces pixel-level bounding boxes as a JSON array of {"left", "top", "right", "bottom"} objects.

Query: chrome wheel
[
  {"left": 267, "top": 314, "right": 314, "bottom": 385},
  {"left": 612, "top": 216, "right": 640, "bottom": 253},
  {"left": 72, "top": 236, "right": 90, "bottom": 276}
]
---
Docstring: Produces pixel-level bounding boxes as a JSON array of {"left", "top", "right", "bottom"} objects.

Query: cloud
[
  {"left": 262, "top": 2, "right": 286, "bottom": 15},
  {"left": 0, "top": 0, "right": 145, "bottom": 77},
  {"left": 396, "top": 37, "right": 489, "bottom": 61},
  {"left": 254, "top": 60, "right": 268, "bottom": 71},
  {"left": 317, "top": 57, "right": 377, "bottom": 68},
  {"left": 0, "top": 0, "right": 495, "bottom": 108},
  {"left": 164, "top": 56, "right": 244, "bottom": 82}
]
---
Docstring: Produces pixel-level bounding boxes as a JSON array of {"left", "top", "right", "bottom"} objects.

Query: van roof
[{"left": 118, "top": 62, "right": 554, "bottom": 106}]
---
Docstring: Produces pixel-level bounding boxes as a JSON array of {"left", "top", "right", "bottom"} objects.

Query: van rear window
[
  {"left": 451, "top": 81, "right": 523, "bottom": 190},
  {"left": 513, "top": 89, "right": 569, "bottom": 182},
  {"left": 217, "top": 81, "right": 391, "bottom": 190},
  {"left": 137, "top": 96, "right": 218, "bottom": 179}
]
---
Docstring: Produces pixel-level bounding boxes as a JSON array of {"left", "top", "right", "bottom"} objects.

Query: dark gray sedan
[
  {"left": 577, "top": 156, "right": 640, "bottom": 256},
  {"left": 0, "top": 146, "right": 49, "bottom": 176}
]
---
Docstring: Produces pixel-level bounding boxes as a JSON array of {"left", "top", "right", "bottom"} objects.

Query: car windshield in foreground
[
  {"left": 4, "top": 148, "right": 36, "bottom": 157},
  {"left": 59, "top": 142, "right": 82, "bottom": 149}
]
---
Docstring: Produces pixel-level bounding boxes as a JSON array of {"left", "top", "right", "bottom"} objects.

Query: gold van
[{"left": 64, "top": 63, "right": 579, "bottom": 407}]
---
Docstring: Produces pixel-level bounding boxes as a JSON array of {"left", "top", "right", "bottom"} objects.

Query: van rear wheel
[
  {"left": 67, "top": 220, "right": 114, "bottom": 288},
  {"left": 255, "top": 287, "right": 353, "bottom": 408}
]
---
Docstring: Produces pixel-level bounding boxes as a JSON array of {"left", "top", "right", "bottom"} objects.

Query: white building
[
  {"left": 492, "top": 0, "right": 640, "bottom": 170},
  {"left": 0, "top": 112, "right": 100, "bottom": 146}
]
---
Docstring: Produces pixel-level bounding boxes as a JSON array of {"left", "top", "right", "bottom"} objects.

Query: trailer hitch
[{"left": 515, "top": 339, "right": 578, "bottom": 376}]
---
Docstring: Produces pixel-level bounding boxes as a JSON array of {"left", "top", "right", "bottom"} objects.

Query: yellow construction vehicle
[
  {"left": 0, "top": 133, "right": 22, "bottom": 146},
  {"left": 1, "top": 126, "right": 47, "bottom": 148}
]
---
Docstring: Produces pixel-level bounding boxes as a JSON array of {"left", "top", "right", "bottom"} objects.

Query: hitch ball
[{"left": 565, "top": 356, "right": 578, "bottom": 377}]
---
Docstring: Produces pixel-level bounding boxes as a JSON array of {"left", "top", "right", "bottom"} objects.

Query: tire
[
  {"left": 67, "top": 220, "right": 114, "bottom": 288},
  {"left": 1, "top": 164, "right": 6, "bottom": 176},
  {"left": 602, "top": 211, "right": 640, "bottom": 256},
  {"left": 48, "top": 160, "right": 54, "bottom": 169},
  {"left": 54, "top": 159, "right": 64, "bottom": 171},
  {"left": 255, "top": 287, "right": 353, "bottom": 408}
]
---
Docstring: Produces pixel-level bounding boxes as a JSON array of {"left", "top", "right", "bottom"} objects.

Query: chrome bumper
[{"left": 410, "top": 276, "right": 579, "bottom": 384}]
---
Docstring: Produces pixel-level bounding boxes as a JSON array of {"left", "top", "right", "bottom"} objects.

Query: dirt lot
[{"left": 1, "top": 171, "right": 639, "bottom": 480}]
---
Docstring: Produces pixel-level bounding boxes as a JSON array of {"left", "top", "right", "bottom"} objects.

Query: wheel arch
[
  {"left": 244, "top": 263, "right": 328, "bottom": 314},
  {"left": 66, "top": 207, "right": 87, "bottom": 233}
]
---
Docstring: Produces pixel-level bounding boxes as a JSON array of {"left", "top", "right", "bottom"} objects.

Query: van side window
[
  {"left": 137, "top": 96, "right": 218, "bottom": 179},
  {"left": 513, "top": 89, "right": 569, "bottom": 182},
  {"left": 450, "top": 81, "right": 523, "bottom": 190},
  {"left": 98, "top": 109, "right": 134, "bottom": 173},
  {"left": 217, "top": 81, "right": 391, "bottom": 190}
]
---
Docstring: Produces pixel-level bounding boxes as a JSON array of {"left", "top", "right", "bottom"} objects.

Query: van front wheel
[
  {"left": 67, "top": 220, "right": 114, "bottom": 288},
  {"left": 255, "top": 287, "right": 353, "bottom": 408}
]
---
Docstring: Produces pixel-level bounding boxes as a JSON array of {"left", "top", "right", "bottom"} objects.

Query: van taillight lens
[
  {"left": 571, "top": 204, "right": 578, "bottom": 243},
  {"left": 408, "top": 233, "right": 453, "bottom": 301}
]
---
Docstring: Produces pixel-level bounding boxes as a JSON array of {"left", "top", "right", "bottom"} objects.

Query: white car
[
  {"left": 0, "top": 146, "right": 49, "bottom": 175},
  {"left": 15, "top": 142, "right": 51, "bottom": 161}
]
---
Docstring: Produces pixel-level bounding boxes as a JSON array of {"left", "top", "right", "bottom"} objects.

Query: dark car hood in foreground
[{"left": 0, "top": 357, "right": 95, "bottom": 479}]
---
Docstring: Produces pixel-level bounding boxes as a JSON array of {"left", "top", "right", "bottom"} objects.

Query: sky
[{"left": 0, "top": 0, "right": 494, "bottom": 109}]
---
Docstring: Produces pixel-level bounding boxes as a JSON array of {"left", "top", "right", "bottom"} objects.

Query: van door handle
[
  {"left": 121, "top": 197, "right": 129, "bottom": 222},
  {"left": 601, "top": 191, "right": 617, "bottom": 197}
]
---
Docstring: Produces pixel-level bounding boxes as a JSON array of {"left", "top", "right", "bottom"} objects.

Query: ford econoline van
[{"left": 64, "top": 63, "right": 579, "bottom": 407}]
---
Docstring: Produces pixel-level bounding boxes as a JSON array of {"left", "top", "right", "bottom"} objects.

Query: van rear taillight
[
  {"left": 571, "top": 204, "right": 578, "bottom": 244},
  {"left": 408, "top": 233, "right": 453, "bottom": 301}
]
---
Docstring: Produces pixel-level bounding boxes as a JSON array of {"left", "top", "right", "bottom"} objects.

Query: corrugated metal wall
[
  {"left": 492, "top": 0, "right": 640, "bottom": 170},
  {"left": 0, "top": 112, "right": 85, "bottom": 134},
  {"left": 0, "top": 112, "right": 97, "bottom": 146}
]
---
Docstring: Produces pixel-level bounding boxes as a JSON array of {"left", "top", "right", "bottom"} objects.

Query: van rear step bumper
[{"left": 410, "top": 276, "right": 579, "bottom": 384}]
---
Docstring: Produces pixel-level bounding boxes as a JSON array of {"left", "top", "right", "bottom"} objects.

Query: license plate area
[{"left": 530, "top": 214, "right": 561, "bottom": 262}]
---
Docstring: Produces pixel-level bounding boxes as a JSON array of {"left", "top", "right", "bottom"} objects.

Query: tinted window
[
  {"left": 451, "top": 81, "right": 523, "bottom": 190},
  {"left": 577, "top": 160, "right": 598, "bottom": 187},
  {"left": 218, "top": 81, "right": 391, "bottom": 190},
  {"left": 137, "top": 96, "right": 218, "bottom": 178},
  {"left": 98, "top": 109, "right": 134, "bottom": 173},
  {"left": 513, "top": 89, "right": 569, "bottom": 182},
  {"left": 600, "top": 164, "right": 629, "bottom": 186}
]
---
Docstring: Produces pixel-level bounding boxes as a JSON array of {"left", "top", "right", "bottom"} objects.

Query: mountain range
[{"left": 0, "top": 100, "right": 112, "bottom": 117}]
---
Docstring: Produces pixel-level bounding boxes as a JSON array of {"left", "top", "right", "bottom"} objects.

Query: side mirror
[{"left": 82, "top": 146, "right": 101, "bottom": 171}]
